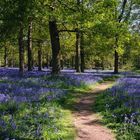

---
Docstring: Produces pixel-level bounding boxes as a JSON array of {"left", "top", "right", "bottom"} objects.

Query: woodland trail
[{"left": 73, "top": 82, "right": 116, "bottom": 140}]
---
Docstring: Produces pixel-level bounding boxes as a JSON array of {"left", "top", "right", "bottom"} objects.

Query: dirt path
[{"left": 73, "top": 82, "right": 116, "bottom": 140}]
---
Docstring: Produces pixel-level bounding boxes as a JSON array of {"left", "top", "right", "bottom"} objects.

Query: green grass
[
  {"left": 132, "top": 69, "right": 140, "bottom": 74},
  {"left": 94, "top": 82, "right": 140, "bottom": 140},
  {"left": 0, "top": 99, "right": 76, "bottom": 140},
  {"left": 0, "top": 75, "right": 78, "bottom": 140},
  {"left": 101, "top": 75, "right": 121, "bottom": 82},
  {"left": 0, "top": 75, "right": 119, "bottom": 140},
  {"left": 0, "top": 75, "right": 92, "bottom": 140}
]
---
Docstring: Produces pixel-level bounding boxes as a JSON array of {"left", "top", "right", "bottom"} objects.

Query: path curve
[{"left": 73, "top": 82, "right": 116, "bottom": 140}]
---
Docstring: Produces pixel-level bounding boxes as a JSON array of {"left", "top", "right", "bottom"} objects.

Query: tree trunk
[
  {"left": 80, "top": 33, "right": 85, "bottom": 72},
  {"left": 114, "top": 50, "right": 119, "bottom": 74},
  {"left": 4, "top": 46, "right": 8, "bottom": 67},
  {"left": 49, "top": 20, "right": 60, "bottom": 74},
  {"left": 46, "top": 53, "right": 49, "bottom": 68},
  {"left": 75, "top": 0, "right": 81, "bottom": 72},
  {"left": 75, "top": 30, "right": 81, "bottom": 72},
  {"left": 18, "top": 22, "right": 24, "bottom": 75},
  {"left": 71, "top": 56, "right": 74, "bottom": 68},
  {"left": 101, "top": 57, "right": 105, "bottom": 70},
  {"left": 11, "top": 49, "right": 14, "bottom": 67},
  {"left": 38, "top": 43, "right": 42, "bottom": 71},
  {"left": 60, "top": 59, "right": 64, "bottom": 70},
  {"left": 114, "top": 35, "right": 119, "bottom": 74},
  {"left": 27, "top": 17, "right": 33, "bottom": 71},
  {"left": 113, "top": 0, "right": 127, "bottom": 74}
]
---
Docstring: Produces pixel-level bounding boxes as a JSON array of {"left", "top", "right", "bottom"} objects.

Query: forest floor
[{"left": 73, "top": 82, "right": 116, "bottom": 140}]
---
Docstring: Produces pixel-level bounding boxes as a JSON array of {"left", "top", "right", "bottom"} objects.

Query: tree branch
[
  {"left": 58, "top": 29, "right": 77, "bottom": 33},
  {"left": 124, "top": 0, "right": 133, "bottom": 22},
  {"left": 118, "top": 0, "right": 127, "bottom": 22}
]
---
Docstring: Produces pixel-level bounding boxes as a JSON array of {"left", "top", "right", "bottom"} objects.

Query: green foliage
[
  {"left": 0, "top": 76, "right": 77, "bottom": 140},
  {"left": 0, "top": 101, "right": 75, "bottom": 140},
  {"left": 94, "top": 89, "right": 140, "bottom": 140},
  {"left": 0, "top": 0, "right": 140, "bottom": 71}
]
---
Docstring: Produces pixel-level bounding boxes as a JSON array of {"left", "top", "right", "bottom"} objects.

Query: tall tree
[
  {"left": 18, "top": 21, "right": 24, "bottom": 75},
  {"left": 4, "top": 45, "right": 8, "bottom": 67},
  {"left": 38, "top": 41, "right": 42, "bottom": 71},
  {"left": 75, "top": 0, "right": 81, "bottom": 73},
  {"left": 114, "top": 0, "right": 128, "bottom": 73},
  {"left": 49, "top": 20, "right": 61, "bottom": 74},
  {"left": 27, "top": 17, "right": 33, "bottom": 71},
  {"left": 80, "top": 33, "right": 85, "bottom": 72},
  {"left": 75, "top": 29, "right": 81, "bottom": 72}
]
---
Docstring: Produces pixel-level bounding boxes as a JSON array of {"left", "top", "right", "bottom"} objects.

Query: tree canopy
[{"left": 0, "top": 0, "right": 140, "bottom": 74}]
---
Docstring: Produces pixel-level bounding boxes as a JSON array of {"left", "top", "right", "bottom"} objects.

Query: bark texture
[
  {"left": 49, "top": 20, "right": 60, "bottom": 74},
  {"left": 75, "top": 30, "right": 81, "bottom": 73},
  {"left": 38, "top": 44, "right": 42, "bottom": 71},
  {"left": 80, "top": 33, "right": 85, "bottom": 72},
  {"left": 18, "top": 22, "right": 24, "bottom": 75},
  {"left": 27, "top": 17, "right": 33, "bottom": 71},
  {"left": 114, "top": 0, "right": 127, "bottom": 74},
  {"left": 114, "top": 50, "right": 119, "bottom": 74},
  {"left": 4, "top": 46, "right": 8, "bottom": 67}
]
